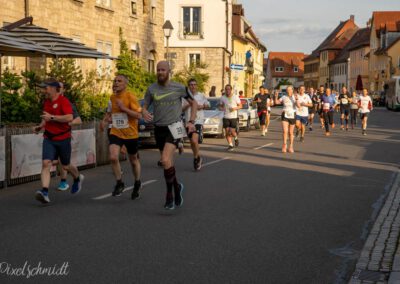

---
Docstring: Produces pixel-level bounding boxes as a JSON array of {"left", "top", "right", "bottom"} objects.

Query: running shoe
[
  {"left": 234, "top": 138, "right": 239, "bottom": 147},
  {"left": 112, "top": 181, "right": 125, "bottom": 197},
  {"left": 174, "top": 183, "right": 184, "bottom": 207},
  {"left": 227, "top": 145, "right": 234, "bottom": 151},
  {"left": 325, "top": 132, "right": 331, "bottom": 136},
  {"left": 194, "top": 156, "right": 203, "bottom": 171},
  {"left": 35, "top": 190, "right": 50, "bottom": 204},
  {"left": 164, "top": 192, "right": 175, "bottom": 210},
  {"left": 71, "top": 174, "right": 84, "bottom": 194},
  {"left": 309, "top": 126, "right": 313, "bottom": 131},
  {"left": 265, "top": 129, "right": 268, "bottom": 133},
  {"left": 57, "top": 181, "right": 69, "bottom": 191},
  {"left": 341, "top": 126, "right": 344, "bottom": 130},
  {"left": 131, "top": 181, "right": 142, "bottom": 200},
  {"left": 362, "top": 130, "right": 367, "bottom": 136},
  {"left": 178, "top": 141, "right": 184, "bottom": 155}
]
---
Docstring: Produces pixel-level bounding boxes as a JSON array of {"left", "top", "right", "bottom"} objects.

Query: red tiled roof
[
  {"left": 372, "top": 11, "right": 400, "bottom": 37},
  {"left": 347, "top": 27, "right": 371, "bottom": 51},
  {"left": 268, "top": 52, "right": 305, "bottom": 77}
]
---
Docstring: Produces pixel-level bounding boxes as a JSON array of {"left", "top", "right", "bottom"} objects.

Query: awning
[
  {"left": 2, "top": 20, "right": 113, "bottom": 60},
  {"left": 0, "top": 30, "right": 54, "bottom": 57}
]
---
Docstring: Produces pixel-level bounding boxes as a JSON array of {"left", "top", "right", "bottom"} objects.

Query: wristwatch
[{"left": 51, "top": 116, "right": 54, "bottom": 120}]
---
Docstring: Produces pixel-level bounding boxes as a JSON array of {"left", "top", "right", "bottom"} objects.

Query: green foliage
[
  {"left": 172, "top": 62, "right": 210, "bottom": 92},
  {"left": 116, "top": 28, "right": 156, "bottom": 98}
]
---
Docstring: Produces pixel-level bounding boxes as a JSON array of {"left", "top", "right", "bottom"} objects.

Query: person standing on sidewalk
[
  {"left": 219, "top": 84, "right": 242, "bottom": 151},
  {"left": 253, "top": 86, "right": 271, "bottom": 136},
  {"left": 33, "top": 78, "right": 84, "bottom": 204},
  {"left": 182, "top": 78, "right": 210, "bottom": 171},
  {"left": 350, "top": 91, "right": 359, "bottom": 129},
  {"left": 142, "top": 61, "right": 198, "bottom": 210},
  {"left": 358, "top": 88, "right": 373, "bottom": 136},
  {"left": 295, "top": 86, "right": 313, "bottom": 142},
  {"left": 274, "top": 86, "right": 297, "bottom": 153},
  {"left": 108, "top": 75, "right": 143, "bottom": 200},
  {"left": 339, "top": 86, "right": 351, "bottom": 131},
  {"left": 321, "top": 88, "right": 337, "bottom": 136}
]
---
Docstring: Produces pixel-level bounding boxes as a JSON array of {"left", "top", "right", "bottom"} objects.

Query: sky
[{"left": 238, "top": 0, "right": 400, "bottom": 55}]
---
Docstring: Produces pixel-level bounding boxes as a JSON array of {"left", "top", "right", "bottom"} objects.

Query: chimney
[{"left": 350, "top": 15, "right": 355, "bottom": 22}]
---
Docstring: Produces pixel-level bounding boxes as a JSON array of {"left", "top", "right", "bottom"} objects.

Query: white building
[{"left": 164, "top": 0, "right": 234, "bottom": 94}]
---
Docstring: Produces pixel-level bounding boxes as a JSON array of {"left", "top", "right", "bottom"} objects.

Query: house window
[
  {"left": 143, "top": 0, "right": 149, "bottom": 14},
  {"left": 96, "top": 0, "right": 111, "bottom": 8},
  {"left": 147, "top": 52, "right": 155, "bottom": 73},
  {"left": 131, "top": 1, "right": 137, "bottom": 16},
  {"left": 189, "top": 53, "right": 201, "bottom": 66},
  {"left": 96, "top": 40, "right": 113, "bottom": 77},
  {"left": 275, "top": 67, "right": 284, "bottom": 72},
  {"left": 183, "top": 7, "right": 201, "bottom": 35},
  {"left": 151, "top": 6, "right": 156, "bottom": 22},
  {"left": 293, "top": 66, "right": 299, "bottom": 72}
]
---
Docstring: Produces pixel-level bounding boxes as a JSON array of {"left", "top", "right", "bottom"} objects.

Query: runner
[
  {"left": 182, "top": 78, "right": 210, "bottom": 171},
  {"left": 339, "top": 86, "right": 351, "bottom": 131},
  {"left": 350, "top": 91, "right": 359, "bottom": 129},
  {"left": 253, "top": 86, "right": 271, "bottom": 136},
  {"left": 219, "top": 84, "right": 242, "bottom": 151},
  {"left": 108, "top": 74, "right": 143, "bottom": 200},
  {"left": 33, "top": 78, "right": 83, "bottom": 204},
  {"left": 308, "top": 87, "right": 319, "bottom": 131},
  {"left": 317, "top": 85, "right": 325, "bottom": 129},
  {"left": 142, "top": 61, "right": 198, "bottom": 210},
  {"left": 358, "top": 88, "right": 373, "bottom": 136},
  {"left": 265, "top": 88, "right": 273, "bottom": 133},
  {"left": 274, "top": 86, "right": 297, "bottom": 153},
  {"left": 295, "top": 86, "right": 313, "bottom": 142},
  {"left": 321, "top": 88, "right": 337, "bottom": 136}
]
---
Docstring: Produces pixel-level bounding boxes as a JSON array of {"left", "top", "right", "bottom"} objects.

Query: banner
[
  {"left": 11, "top": 129, "right": 96, "bottom": 179},
  {"left": 0, "top": 136, "right": 5, "bottom": 181},
  {"left": 71, "top": 129, "right": 96, "bottom": 167}
]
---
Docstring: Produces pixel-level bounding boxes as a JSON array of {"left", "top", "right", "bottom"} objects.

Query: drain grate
[{"left": 356, "top": 270, "right": 388, "bottom": 281}]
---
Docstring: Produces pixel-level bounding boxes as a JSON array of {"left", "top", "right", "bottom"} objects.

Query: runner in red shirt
[{"left": 33, "top": 78, "right": 84, "bottom": 204}]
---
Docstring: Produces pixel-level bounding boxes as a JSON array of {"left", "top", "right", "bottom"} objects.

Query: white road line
[
  {"left": 92, "top": 180, "right": 158, "bottom": 200},
  {"left": 254, "top": 143, "right": 274, "bottom": 150},
  {"left": 202, "top": 157, "right": 230, "bottom": 168}
]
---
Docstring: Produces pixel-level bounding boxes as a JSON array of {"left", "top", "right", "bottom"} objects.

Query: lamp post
[{"left": 162, "top": 20, "right": 174, "bottom": 68}]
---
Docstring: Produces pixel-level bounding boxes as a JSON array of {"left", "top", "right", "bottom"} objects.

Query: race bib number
[
  {"left": 323, "top": 103, "right": 330, "bottom": 110},
  {"left": 284, "top": 110, "right": 295, "bottom": 119},
  {"left": 112, "top": 113, "right": 129, "bottom": 129},
  {"left": 168, "top": 121, "right": 187, "bottom": 139},
  {"left": 341, "top": 99, "right": 348, "bottom": 104}
]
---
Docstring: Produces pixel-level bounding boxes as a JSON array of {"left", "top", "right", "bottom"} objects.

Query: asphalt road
[{"left": 1, "top": 107, "right": 400, "bottom": 284}]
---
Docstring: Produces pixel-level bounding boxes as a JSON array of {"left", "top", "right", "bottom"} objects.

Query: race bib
[
  {"left": 168, "top": 121, "right": 187, "bottom": 139},
  {"left": 284, "top": 110, "right": 295, "bottom": 119},
  {"left": 112, "top": 113, "right": 129, "bottom": 129},
  {"left": 323, "top": 103, "right": 330, "bottom": 110},
  {"left": 341, "top": 99, "right": 348, "bottom": 104}
]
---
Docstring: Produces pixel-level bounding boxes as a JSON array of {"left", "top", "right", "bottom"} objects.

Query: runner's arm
[{"left": 41, "top": 112, "right": 73, "bottom": 123}]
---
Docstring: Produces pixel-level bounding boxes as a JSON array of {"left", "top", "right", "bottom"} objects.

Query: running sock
[
  {"left": 61, "top": 179, "right": 66, "bottom": 183},
  {"left": 229, "top": 143, "right": 233, "bottom": 147},
  {"left": 74, "top": 176, "right": 80, "bottom": 182},
  {"left": 42, "top": 187, "right": 48, "bottom": 193},
  {"left": 234, "top": 136, "right": 238, "bottom": 140},
  {"left": 164, "top": 167, "right": 179, "bottom": 193}
]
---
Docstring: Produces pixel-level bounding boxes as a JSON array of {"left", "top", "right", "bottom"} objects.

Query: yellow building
[
  {"left": 231, "top": 4, "right": 266, "bottom": 97},
  {"left": 0, "top": 0, "right": 165, "bottom": 79},
  {"left": 368, "top": 11, "right": 400, "bottom": 94}
]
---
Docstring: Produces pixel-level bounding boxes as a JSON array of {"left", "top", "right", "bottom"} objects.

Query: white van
[{"left": 386, "top": 76, "right": 400, "bottom": 111}]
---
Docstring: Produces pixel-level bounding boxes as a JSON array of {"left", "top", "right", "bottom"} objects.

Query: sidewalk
[{"left": 349, "top": 169, "right": 400, "bottom": 284}]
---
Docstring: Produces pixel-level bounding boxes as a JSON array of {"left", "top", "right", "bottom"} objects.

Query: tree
[
  {"left": 275, "top": 78, "right": 292, "bottom": 90},
  {"left": 116, "top": 28, "right": 156, "bottom": 98},
  {"left": 172, "top": 62, "right": 210, "bottom": 92}
]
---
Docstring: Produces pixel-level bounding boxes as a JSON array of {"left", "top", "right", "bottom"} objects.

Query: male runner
[
  {"left": 295, "top": 86, "right": 313, "bottom": 142},
  {"left": 339, "top": 86, "right": 351, "bottom": 131}
]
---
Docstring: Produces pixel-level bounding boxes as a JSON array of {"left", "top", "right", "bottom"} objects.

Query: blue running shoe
[
  {"left": 35, "top": 190, "right": 50, "bottom": 204},
  {"left": 174, "top": 183, "right": 184, "bottom": 207},
  {"left": 164, "top": 193, "right": 175, "bottom": 210},
  {"left": 71, "top": 174, "right": 84, "bottom": 194},
  {"left": 57, "top": 181, "right": 69, "bottom": 191}
]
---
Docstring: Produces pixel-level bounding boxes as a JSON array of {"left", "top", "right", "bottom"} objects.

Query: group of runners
[{"left": 33, "top": 60, "right": 373, "bottom": 209}]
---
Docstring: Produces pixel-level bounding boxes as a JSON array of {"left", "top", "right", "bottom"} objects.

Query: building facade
[
  {"left": 265, "top": 52, "right": 304, "bottom": 89},
  {"left": 164, "top": 0, "right": 233, "bottom": 94},
  {"left": 1, "top": 0, "right": 165, "bottom": 81},
  {"left": 348, "top": 28, "right": 370, "bottom": 91},
  {"left": 303, "top": 53, "right": 319, "bottom": 89}
]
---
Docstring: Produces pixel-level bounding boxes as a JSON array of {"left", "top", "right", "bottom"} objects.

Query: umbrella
[{"left": 356, "top": 75, "right": 363, "bottom": 91}]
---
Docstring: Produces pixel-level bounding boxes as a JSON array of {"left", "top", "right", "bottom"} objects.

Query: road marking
[
  {"left": 92, "top": 180, "right": 158, "bottom": 200},
  {"left": 202, "top": 157, "right": 230, "bottom": 168},
  {"left": 254, "top": 143, "right": 274, "bottom": 150}
]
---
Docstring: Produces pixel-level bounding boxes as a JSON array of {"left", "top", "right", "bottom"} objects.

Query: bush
[{"left": 172, "top": 62, "right": 210, "bottom": 92}]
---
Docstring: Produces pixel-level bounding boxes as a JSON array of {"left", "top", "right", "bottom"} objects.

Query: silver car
[{"left": 203, "top": 98, "right": 225, "bottom": 137}]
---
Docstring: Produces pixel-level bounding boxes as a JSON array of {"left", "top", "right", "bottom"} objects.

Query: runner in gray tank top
[{"left": 142, "top": 61, "right": 198, "bottom": 210}]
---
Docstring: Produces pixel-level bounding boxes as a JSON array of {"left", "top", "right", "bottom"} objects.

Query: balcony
[{"left": 178, "top": 21, "right": 204, "bottom": 40}]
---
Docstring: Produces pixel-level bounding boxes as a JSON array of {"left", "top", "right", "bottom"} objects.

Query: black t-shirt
[
  {"left": 339, "top": 92, "right": 350, "bottom": 107},
  {"left": 253, "top": 93, "right": 270, "bottom": 112},
  {"left": 308, "top": 93, "right": 319, "bottom": 107}
]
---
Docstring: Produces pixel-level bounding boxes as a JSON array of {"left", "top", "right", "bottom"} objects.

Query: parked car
[
  {"left": 203, "top": 98, "right": 239, "bottom": 138},
  {"left": 138, "top": 99, "right": 156, "bottom": 146},
  {"left": 238, "top": 98, "right": 259, "bottom": 131}
]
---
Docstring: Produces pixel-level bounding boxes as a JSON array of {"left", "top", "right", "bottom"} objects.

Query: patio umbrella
[{"left": 356, "top": 75, "right": 363, "bottom": 91}]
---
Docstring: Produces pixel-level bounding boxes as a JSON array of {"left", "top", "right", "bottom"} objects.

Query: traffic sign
[{"left": 230, "top": 64, "right": 244, "bottom": 71}]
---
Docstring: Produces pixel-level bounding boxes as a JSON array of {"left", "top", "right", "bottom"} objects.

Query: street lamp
[{"left": 162, "top": 20, "right": 174, "bottom": 67}]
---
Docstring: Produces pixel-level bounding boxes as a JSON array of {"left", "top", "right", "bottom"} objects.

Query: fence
[{"left": 0, "top": 120, "right": 113, "bottom": 188}]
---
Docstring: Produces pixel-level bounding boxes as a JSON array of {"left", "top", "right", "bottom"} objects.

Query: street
[{"left": 1, "top": 107, "right": 400, "bottom": 284}]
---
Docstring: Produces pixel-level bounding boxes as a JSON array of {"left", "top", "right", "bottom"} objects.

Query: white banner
[
  {"left": 71, "top": 129, "right": 96, "bottom": 167},
  {"left": 11, "top": 129, "right": 96, "bottom": 179},
  {"left": 0, "top": 136, "right": 5, "bottom": 181}
]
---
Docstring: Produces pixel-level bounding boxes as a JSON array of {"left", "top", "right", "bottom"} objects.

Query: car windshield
[
  {"left": 208, "top": 99, "right": 220, "bottom": 110},
  {"left": 240, "top": 99, "right": 249, "bottom": 109}
]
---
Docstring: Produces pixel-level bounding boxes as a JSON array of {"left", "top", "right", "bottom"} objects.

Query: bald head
[{"left": 157, "top": 61, "right": 170, "bottom": 85}]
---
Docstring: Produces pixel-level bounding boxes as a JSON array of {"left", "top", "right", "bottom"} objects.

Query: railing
[{"left": 179, "top": 21, "right": 204, "bottom": 39}]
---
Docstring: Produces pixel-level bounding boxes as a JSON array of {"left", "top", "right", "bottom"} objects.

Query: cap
[{"left": 37, "top": 78, "right": 60, "bottom": 88}]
